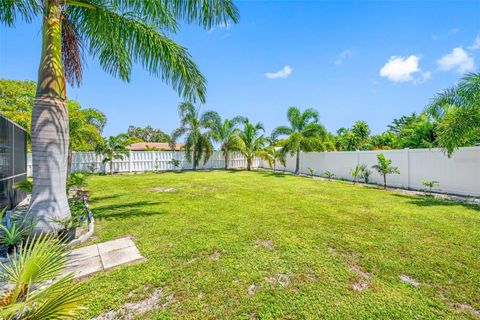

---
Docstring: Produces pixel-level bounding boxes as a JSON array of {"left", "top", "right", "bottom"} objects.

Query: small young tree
[
  {"left": 323, "top": 171, "right": 335, "bottom": 181},
  {"left": 360, "top": 164, "right": 372, "bottom": 184},
  {"left": 422, "top": 180, "right": 440, "bottom": 193},
  {"left": 307, "top": 167, "right": 316, "bottom": 176},
  {"left": 350, "top": 165, "right": 363, "bottom": 184},
  {"left": 372, "top": 154, "right": 400, "bottom": 189}
]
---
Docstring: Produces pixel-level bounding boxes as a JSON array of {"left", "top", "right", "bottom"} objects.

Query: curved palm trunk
[
  {"left": 28, "top": 0, "right": 71, "bottom": 232},
  {"left": 295, "top": 149, "right": 300, "bottom": 175}
]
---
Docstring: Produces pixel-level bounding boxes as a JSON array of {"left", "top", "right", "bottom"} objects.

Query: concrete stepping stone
[{"left": 66, "top": 237, "right": 144, "bottom": 278}]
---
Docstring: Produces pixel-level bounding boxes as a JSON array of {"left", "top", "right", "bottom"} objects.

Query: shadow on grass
[
  {"left": 250, "top": 170, "right": 288, "bottom": 178},
  {"left": 92, "top": 201, "right": 169, "bottom": 220},
  {"left": 391, "top": 193, "right": 480, "bottom": 211}
]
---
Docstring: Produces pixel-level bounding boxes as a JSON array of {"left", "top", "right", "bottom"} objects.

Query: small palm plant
[
  {"left": 259, "top": 145, "right": 286, "bottom": 172},
  {"left": 350, "top": 165, "right": 363, "bottom": 184},
  {"left": 323, "top": 171, "right": 335, "bottom": 181},
  {"left": 422, "top": 180, "right": 440, "bottom": 193},
  {"left": 307, "top": 167, "right": 316, "bottom": 177},
  {"left": 0, "top": 219, "right": 27, "bottom": 254},
  {"left": 361, "top": 166, "right": 373, "bottom": 184},
  {"left": 0, "top": 234, "right": 85, "bottom": 319},
  {"left": 372, "top": 154, "right": 400, "bottom": 189}
]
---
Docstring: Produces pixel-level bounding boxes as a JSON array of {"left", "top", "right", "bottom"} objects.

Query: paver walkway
[{"left": 66, "top": 237, "right": 144, "bottom": 278}]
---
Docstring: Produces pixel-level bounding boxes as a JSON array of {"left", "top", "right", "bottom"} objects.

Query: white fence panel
[
  {"left": 408, "top": 147, "right": 480, "bottom": 196},
  {"left": 261, "top": 147, "right": 480, "bottom": 197},
  {"left": 27, "top": 150, "right": 256, "bottom": 175}
]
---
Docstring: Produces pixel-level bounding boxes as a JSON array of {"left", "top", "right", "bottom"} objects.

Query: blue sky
[{"left": 1, "top": 1, "right": 479, "bottom": 137}]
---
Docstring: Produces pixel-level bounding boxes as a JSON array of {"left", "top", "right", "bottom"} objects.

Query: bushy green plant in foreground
[{"left": 0, "top": 234, "right": 85, "bottom": 319}]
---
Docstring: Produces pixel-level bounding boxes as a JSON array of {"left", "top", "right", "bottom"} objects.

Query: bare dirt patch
[
  {"left": 451, "top": 303, "right": 480, "bottom": 316},
  {"left": 349, "top": 263, "right": 371, "bottom": 291},
  {"left": 400, "top": 274, "right": 420, "bottom": 288},
  {"left": 210, "top": 251, "right": 222, "bottom": 260},
  {"left": 253, "top": 239, "right": 274, "bottom": 250},
  {"left": 92, "top": 288, "right": 174, "bottom": 320},
  {"left": 147, "top": 187, "right": 177, "bottom": 193},
  {"left": 265, "top": 273, "right": 291, "bottom": 288},
  {"left": 248, "top": 283, "right": 259, "bottom": 295}
]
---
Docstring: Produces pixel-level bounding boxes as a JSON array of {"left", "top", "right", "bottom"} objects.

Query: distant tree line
[{"left": 2, "top": 72, "right": 479, "bottom": 175}]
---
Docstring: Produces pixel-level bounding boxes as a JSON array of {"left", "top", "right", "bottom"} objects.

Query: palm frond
[
  {"left": 166, "top": 0, "right": 239, "bottom": 29},
  {"left": 68, "top": 2, "right": 207, "bottom": 102},
  {"left": 0, "top": 0, "right": 41, "bottom": 26}
]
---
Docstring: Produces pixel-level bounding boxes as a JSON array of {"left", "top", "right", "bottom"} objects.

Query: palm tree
[
  {"left": 425, "top": 72, "right": 480, "bottom": 156},
  {"left": 350, "top": 165, "right": 363, "bottom": 184},
  {"left": 1, "top": 1, "right": 239, "bottom": 231},
  {"left": 171, "top": 102, "right": 214, "bottom": 170},
  {"left": 260, "top": 138, "right": 287, "bottom": 171},
  {"left": 236, "top": 119, "right": 266, "bottom": 171},
  {"left": 203, "top": 113, "right": 244, "bottom": 169},
  {"left": 95, "top": 134, "right": 129, "bottom": 174},
  {"left": 371, "top": 154, "right": 400, "bottom": 189},
  {"left": 272, "top": 107, "right": 326, "bottom": 175},
  {"left": 0, "top": 234, "right": 85, "bottom": 319}
]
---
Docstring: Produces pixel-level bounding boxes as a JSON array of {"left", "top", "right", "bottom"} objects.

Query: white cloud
[
  {"left": 265, "top": 65, "right": 293, "bottom": 79},
  {"left": 468, "top": 36, "right": 480, "bottom": 51},
  {"left": 437, "top": 47, "right": 475, "bottom": 73},
  {"left": 379, "top": 55, "right": 423, "bottom": 83},
  {"left": 448, "top": 28, "right": 460, "bottom": 35},
  {"left": 334, "top": 49, "right": 353, "bottom": 65}
]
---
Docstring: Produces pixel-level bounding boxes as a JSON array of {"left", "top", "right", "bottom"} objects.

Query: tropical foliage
[
  {"left": 126, "top": 125, "right": 171, "bottom": 143},
  {"left": 236, "top": 119, "right": 266, "bottom": 171},
  {"left": 425, "top": 72, "right": 480, "bottom": 156},
  {"left": 0, "top": 80, "right": 106, "bottom": 151},
  {"left": 372, "top": 154, "right": 400, "bottom": 189},
  {"left": 171, "top": 102, "right": 214, "bottom": 170},
  {"left": 0, "top": 234, "right": 85, "bottom": 319},
  {"left": 95, "top": 134, "right": 129, "bottom": 174},
  {"left": 1, "top": 0, "right": 239, "bottom": 232},
  {"left": 203, "top": 114, "right": 244, "bottom": 169},
  {"left": 272, "top": 107, "right": 326, "bottom": 175},
  {"left": 259, "top": 142, "right": 286, "bottom": 171}
]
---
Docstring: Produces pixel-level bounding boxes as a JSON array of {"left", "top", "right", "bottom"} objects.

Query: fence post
[
  {"left": 405, "top": 148, "right": 410, "bottom": 189},
  {"left": 129, "top": 151, "right": 133, "bottom": 173}
]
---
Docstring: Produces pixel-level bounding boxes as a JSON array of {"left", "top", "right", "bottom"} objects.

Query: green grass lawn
[{"left": 81, "top": 170, "right": 480, "bottom": 319}]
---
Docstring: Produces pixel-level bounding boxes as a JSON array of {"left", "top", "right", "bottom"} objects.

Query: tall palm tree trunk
[
  {"left": 246, "top": 157, "right": 252, "bottom": 171},
  {"left": 295, "top": 149, "right": 300, "bottom": 175},
  {"left": 29, "top": 0, "right": 71, "bottom": 233},
  {"left": 224, "top": 150, "right": 229, "bottom": 170}
]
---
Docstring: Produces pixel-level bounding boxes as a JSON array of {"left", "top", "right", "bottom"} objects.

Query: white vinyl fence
[
  {"left": 263, "top": 146, "right": 480, "bottom": 197},
  {"left": 27, "top": 151, "right": 259, "bottom": 176}
]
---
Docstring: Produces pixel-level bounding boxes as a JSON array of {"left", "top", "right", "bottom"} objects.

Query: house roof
[{"left": 127, "top": 142, "right": 184, "bottom": 151}]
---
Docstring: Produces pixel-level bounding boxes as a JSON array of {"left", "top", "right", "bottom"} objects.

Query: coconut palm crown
[
  {"left": 171, "top": 102, "right": 215, "bottom": 170},
  {"left": 425, "top": 72, "right": 480, "bottom": 156},
  {"left": 236, "top": 119, "right": 266, "bottom": 171},
  {"left": 1, "top": 0, "right": 239, "bottom": 231},
  {"left": 272, "top": 106, "right": 326, "bottom": 175},
  {"left": 202, "top": 113, "right": 244, "bottom": 169}
]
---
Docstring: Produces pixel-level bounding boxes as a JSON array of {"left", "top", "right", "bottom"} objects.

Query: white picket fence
[
  {"left": 26, "top": 147, "right": 479, "bottom": 197},
  {"left": 27, "top": 151, "right": 259, "bottom": 176},
  {"left": 264, "top": 146, "right": 480, "bottom": 197}
]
